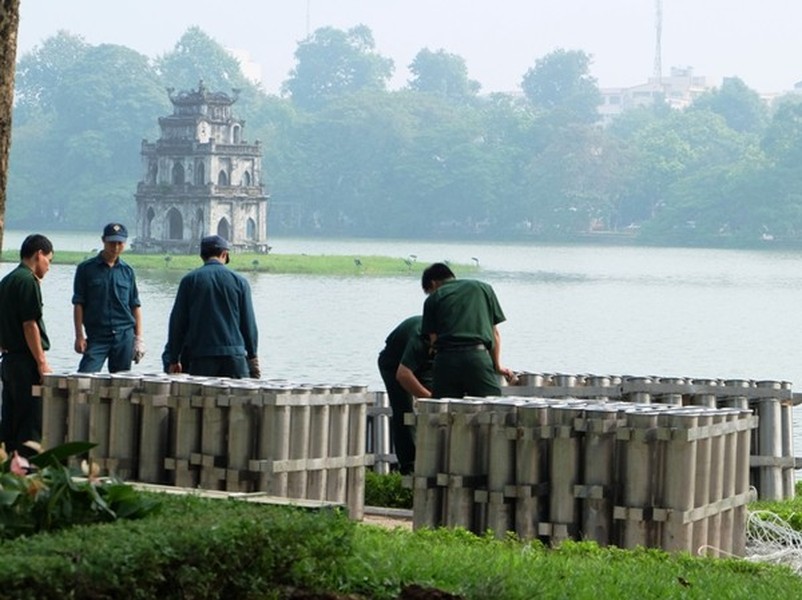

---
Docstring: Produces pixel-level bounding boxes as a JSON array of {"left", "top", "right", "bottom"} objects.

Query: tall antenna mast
[{"left": 654, "top": 0, "right": 663, "bottom": 81}]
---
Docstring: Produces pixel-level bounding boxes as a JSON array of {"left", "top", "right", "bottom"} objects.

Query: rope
[{"left": 744, "top": 510, "right": 802, "bottom": 574}]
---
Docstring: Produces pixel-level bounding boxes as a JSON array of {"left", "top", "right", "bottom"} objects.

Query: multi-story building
[
  {"left": 598, "top": 67, "right": 713, "bottom": 124},
  {"left": 134, "top": 80, "right": 269, "bottom": 253}
]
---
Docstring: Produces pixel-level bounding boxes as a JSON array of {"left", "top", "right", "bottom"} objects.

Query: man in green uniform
[
  {"left": 0, "top": 234, "right": 54, "bottom": 457},
  {"left": 420, "top": 262, "right": 513, "bottom": 399},
  {"left": 377, "top": 315, "right": 432, "bottom": 474}
]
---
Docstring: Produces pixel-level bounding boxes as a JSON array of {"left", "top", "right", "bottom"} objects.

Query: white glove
[{"left": 133, "top": 335, "right": 146, "bottom": 364}]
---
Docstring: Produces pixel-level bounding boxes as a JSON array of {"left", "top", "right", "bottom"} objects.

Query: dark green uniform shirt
[
  {"left": 378, "top": 315, "right": 432, "bottom": 385},
  {"left": 421, "top": 278, "right": 505, "bottom": 350},
  {"left": 379, "top": 316, "right": 420, "bottom": 368},
  {"left": 0, "top": 264, "right": 50, "bottom": 355}
]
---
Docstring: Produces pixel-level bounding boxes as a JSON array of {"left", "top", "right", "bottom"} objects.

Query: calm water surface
[{"left": 4, "top": 231, "right": 802, "bottom": 454}]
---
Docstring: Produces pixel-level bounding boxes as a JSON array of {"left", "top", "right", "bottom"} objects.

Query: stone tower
[{"left": 134, "top": 81, "right": 269, "bottom": 253}]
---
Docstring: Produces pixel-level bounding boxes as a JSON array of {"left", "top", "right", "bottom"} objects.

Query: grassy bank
[
  {"left": 344, "top": 528, "right": 799, "bottom": 599},
  {"left": 24, "top": 250, "right": 476, "bottom": 277},
  {"left": 1, "top": 489, "right": 800, "bottom": 599},
  {"left": 301, "top": 482, "right": 802, "bottom": 599}
]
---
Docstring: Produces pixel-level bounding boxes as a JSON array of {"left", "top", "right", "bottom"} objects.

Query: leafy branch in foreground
[{"left": 0, "top": 441, "right": 160, "bottom": 539}]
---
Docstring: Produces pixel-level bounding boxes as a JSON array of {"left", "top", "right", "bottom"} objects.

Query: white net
[{"left": 744, "top": 510, "right": 802, "bottom": 574}]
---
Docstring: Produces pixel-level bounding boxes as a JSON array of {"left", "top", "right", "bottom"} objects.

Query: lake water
[
  {"left": 3, "top": 231, "right": 802, "bottom": 456},
  {"left": 3, "top": 231, "right": 802, "bottom": 386}
]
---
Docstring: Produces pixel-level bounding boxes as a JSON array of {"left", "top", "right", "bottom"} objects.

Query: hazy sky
[{"left": 16, "top": 1, "right": 802, "bottom": 95}]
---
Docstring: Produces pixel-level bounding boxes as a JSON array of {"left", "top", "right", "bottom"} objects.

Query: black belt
[{"left": 438, "top": 344, "right": 486, "bottom": 353}]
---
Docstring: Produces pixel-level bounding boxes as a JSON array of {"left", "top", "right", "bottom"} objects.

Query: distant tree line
[{"left": 9, "top": 25, "right": 802, "bottom": 245}]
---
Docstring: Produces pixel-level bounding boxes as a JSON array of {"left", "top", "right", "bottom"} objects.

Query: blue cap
[
  {"left": 200, "top": 235, "right": 230, "bottom": 254},
  {"left": 103, "top": 223, "right": 128, "bottom": 242}
]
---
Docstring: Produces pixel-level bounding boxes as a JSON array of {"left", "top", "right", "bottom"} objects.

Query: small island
[{"left": 36, "top": 250, "right": 476, "bottom": 277}]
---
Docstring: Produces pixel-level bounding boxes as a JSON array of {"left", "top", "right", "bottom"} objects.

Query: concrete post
[
  {"left": 412, "top": 398, "right": 450, "bottom": 530},
  {"left": 660, "top": 410, "right": 699, "bottom": 553},
  {"left": 514, "top": 399, "right": 550, "bottom": 540},
  {"left": 136, "top": 375, "right": 171, "bottom": 484},
  {"left": 306, "top": 385, "right": 332, "bottom": 500}
]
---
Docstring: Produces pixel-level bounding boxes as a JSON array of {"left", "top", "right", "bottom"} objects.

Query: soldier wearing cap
[
  {"left": 166, "top": 235, "right": 260, "bottom": 379},
  {"left": 72, "top": 222, "right": 145, "bottom": 373}
]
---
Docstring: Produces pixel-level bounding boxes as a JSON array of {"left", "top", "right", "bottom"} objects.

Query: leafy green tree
[
  {"left": 6, "top": 115, "right": 51, "bottom": 224},
  {"left": 271, "top": 90, "right": 418, "bottom": 235},
  {"left": 408, "top": 48, "right": 480, "bottom": 100},
  {"left": 607, "top": 102, "right": 672, "bottom": 138},
  {"left": 515, "top": 49, "right": 604, "bottom": 234},
  {"left": 519, "top": 123, "right": 618, "bottom": 235},
  {"left": 521, "top": 49, "right": 601, "bottom": 125},
  {"left": 622, "top": 109, "right": 764, "bottom": 239},
  {"left": 246, "top": 94, "right": 298, "bottom": 195},
  {"left": 13, "top": 30, "right": 89, "bottom": 122},
  {"left": 283, "top": 25, "right": 393, "bottom": 111},
  {"left": 470, "top": 93, "right": 538, "bottom": 232},
  {"left": 762, "top": 100, "right": 802, "bottom": 167},
  {"left": 353, "top": 92, "right": 505, "bottom": 236},
  {"left": 690, "top": 76, "right": 768, "bottom": 134},
  {"left": 156, "top": 26, "right": 255, "bottom": 94},
  {"left": 752, "top": 101, "right": 802, "bottom": 239},
  {"left": 267, "top": 89, "right": 525, "bottom": 238},
  {"left": 8, "top": 41, "right": 167, "bottom": 228},
  {"left": 382, "top": 92, "right": 540, "bottom": 237}
]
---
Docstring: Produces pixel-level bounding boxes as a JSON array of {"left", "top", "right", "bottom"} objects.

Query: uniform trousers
[
  {"left": 78, "top": 327, "right": 134, "bottom": 373},
  {"left": 378, "top": 358, "right": 417, "bottom": 475},
  {"left": 188, "top": 355, "right": 249, "bottom": 378},
  {"left": 0, "top": 353, "right": 42, "bottom": 457},
  {"left": 431, "top": 347, "right": 501, "bottom": 399}
]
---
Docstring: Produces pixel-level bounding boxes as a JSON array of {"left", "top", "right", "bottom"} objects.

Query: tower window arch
[
  {"left": 194, "top": 208, "right": 204, "bottom": 241},
  {"left": 216, "top": 218, "right": 230, "bottom": 241},
  {"left": 195, "top": 161, "right": 205, "bottom": 185},
  {"left": 167, "top": 208, "right": 184, "bottom": 240},
  {"left": 217, "top": 170, "right": 229, "bottom": 186},
  {"left": 148, "top": 161, "right": 158, "bottom": 184},
  {"left": 172, "top": 162, "right": 185, "bottom": 185},
  {"left": 145, "top": 207, "right": 156, "bottom": 238},
  {"left": 242, "top": 171, "right": 252, "bottom": 186},
  {"left": 246, "top": 218, "right": 257, "bottom": 240}
]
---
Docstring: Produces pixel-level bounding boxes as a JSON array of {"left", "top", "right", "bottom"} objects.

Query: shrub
[
  {"left": 365, "top": 470, "right": 413, "bottom": 509},
  {"left": 0, "top": 495, "right": 356, "bottom": 599}
]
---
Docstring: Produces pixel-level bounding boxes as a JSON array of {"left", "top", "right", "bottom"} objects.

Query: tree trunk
[{"left": 0, "top": 0, "right": 21, "bottom": 256}]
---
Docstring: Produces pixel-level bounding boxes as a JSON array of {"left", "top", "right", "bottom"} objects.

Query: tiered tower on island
[{"left": 134, "top": 81, "right": 269, "bottom": 253}]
